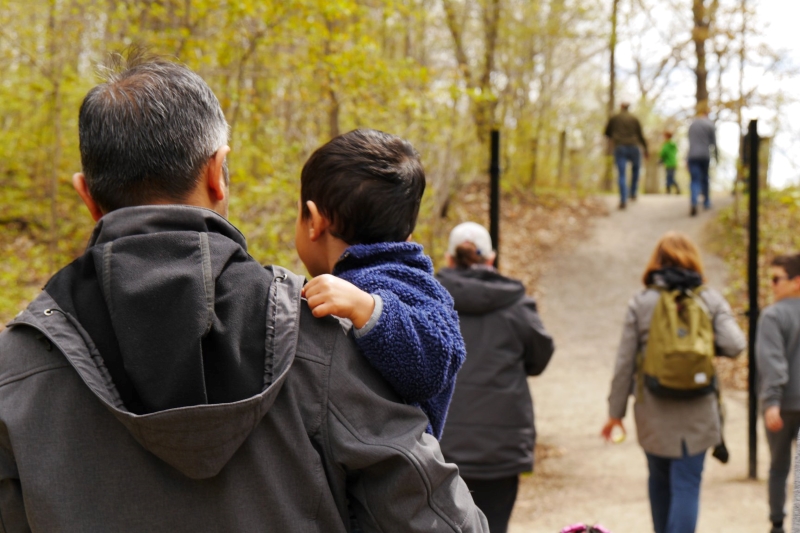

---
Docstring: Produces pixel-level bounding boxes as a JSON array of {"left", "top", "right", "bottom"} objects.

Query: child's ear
[{"left": 306, "top": 201, "right": 331, "bottom": 242}]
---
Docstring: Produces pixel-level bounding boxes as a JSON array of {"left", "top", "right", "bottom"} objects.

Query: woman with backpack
[
  {"left": 601, "top": 231, "right": 745, "bottom": 533},
  {"left": 437, "top": 222, "right": 555, "bottom": 533}
]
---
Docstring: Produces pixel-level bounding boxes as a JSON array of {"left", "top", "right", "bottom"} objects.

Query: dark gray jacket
[
  {"left": 756, "top": 298, "right": 800, "bottom": 412},
  {"left": 604, "top": 110, "right": 648, "bottom": 155},
  {"left": 0, "top": 206, "right": 488, "bottom": 532},
  {"left": 437, "top": 267, "right": 554, "bottom": 480}
]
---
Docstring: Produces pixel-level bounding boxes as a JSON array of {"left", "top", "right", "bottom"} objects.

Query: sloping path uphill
[{"left": 507, "top": 194, "right": 775, "bottom": 533}]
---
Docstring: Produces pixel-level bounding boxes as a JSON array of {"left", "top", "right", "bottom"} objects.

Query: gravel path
[{"left": 507, "top": 194, "right": 777, "bottom": 533}]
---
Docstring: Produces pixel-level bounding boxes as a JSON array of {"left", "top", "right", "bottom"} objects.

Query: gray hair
[{"left": 78, "top": 49, "right": 229, "bottom": 212}]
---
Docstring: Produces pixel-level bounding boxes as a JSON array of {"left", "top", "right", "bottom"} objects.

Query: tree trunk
[
  {"left": 441, "top": 0, "right": 501, "bottom": 145},
  {"left": 603, "top": 0, "right": 619, "bottom": 192},
  {"left": 644, "top": 135, "right": 660, "bottom": 193},
  {"left": 529, "top": 136, "right": 540, "bottom": 192},
  {"left": 557, "top": 129, "right": 567, "bottom": 186},
  {"left": 48, "top": 0, "right": 62, "bottom": 275},
  {"left": 692, "top": 0, "right": 717, "bottom": 113},
  {"left": 327, "top": 88, "right": 340, "bottom": 140},
  {"left": 734, "top": 0, "right": 747, "bottom": 221}
]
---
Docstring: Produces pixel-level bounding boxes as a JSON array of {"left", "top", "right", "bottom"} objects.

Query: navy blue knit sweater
[{"left": 333, "top": 242, "right": 466, "bottom": 439}]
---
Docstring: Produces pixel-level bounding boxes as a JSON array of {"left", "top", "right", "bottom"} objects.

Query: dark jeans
[
  {"left": 665, "top": 168, "right": 679, "bottom": 194},
  {"left": 614, "top": 145, "right": 641, "bottom": 204},
  {"left": 765, "top": 411, "right": 800, "bottom": 524},
  {"left": 645, "top": 443, "right": 706, "bottom": 533},
  {"left": 462, "top": 476, "right": 519, "bottom": 533},
  {"left": 688, "top": 158, "right": 710, "bottom": 208}
]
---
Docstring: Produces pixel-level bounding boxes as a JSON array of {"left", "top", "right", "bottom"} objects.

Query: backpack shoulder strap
[{"left": 686, "top": 285, "right": 712, "bottom": 317}]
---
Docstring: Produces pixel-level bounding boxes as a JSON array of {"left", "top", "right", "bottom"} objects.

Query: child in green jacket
[{"left": 659, "top": 131, "right": 680, "bottom": 194}]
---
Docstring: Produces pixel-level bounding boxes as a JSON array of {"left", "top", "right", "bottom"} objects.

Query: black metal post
[
  {"left": 747, "top": 119, "right": 760, "bottom": 480},
  {"left": 489, "top": 130, "right": 500, "bottom": 268}
]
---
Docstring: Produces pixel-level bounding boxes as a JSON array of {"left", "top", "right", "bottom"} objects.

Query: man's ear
[
  {"left": 72, "top": 173, "right": 104, "bottom": 222},
  {"left": 792, "top": 275, "right": 800, "bottom": 293},
  {"left": 206, "top": 145, "right": 231, "bottom": 203},
  {"left": 305, "top": 200, "right": 331, "bottom": 242}
]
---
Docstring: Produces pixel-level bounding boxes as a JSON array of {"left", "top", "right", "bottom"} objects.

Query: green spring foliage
[{"left": 0, "top": 0, "right": 610, "bottom": 323}]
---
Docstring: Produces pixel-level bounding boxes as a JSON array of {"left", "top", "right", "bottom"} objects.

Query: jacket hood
[
  {"left": 13, "top": 206, "right": 305, "bottom": 479},
  {"left": 647, "top": 266, "right": 703, "bottom": 291},
  {"left": 436, "top": 267, "right": 525, "bottom": 314}
]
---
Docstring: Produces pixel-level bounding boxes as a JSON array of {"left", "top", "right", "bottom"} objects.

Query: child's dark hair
[
  {"left": 772, "top": 253, "right": 800, "bottom": 279},
  {"left": 300, "top": 129, "right": 426, "bottom": 245},
  {"left": 454, "top": 242, "right": 483, "bottom": 269}
]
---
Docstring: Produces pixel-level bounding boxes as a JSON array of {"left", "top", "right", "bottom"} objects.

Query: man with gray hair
[
  {"left": 0, "top": 52, "right": 487, "bottom": 532},
  {"left": 604, "top": 102, "right": 649, "bottom": 209}
]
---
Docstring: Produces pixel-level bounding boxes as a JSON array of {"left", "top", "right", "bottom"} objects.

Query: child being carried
[{"left": 294, "top": 128, "right": 466, "bottom": 439}]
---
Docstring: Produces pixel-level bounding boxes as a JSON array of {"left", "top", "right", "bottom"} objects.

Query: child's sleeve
[{"left": 353, "top": 288, "right": 466, "bottom": 404}]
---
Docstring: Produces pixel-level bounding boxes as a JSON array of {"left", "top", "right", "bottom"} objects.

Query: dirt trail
[{"left": 507, "top": 194, "right": 776, "bottom": 533}]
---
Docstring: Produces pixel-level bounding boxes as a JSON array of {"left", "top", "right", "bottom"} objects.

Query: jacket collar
[{"left": 88, "top": 205, "right": 247, "bottom": 250}]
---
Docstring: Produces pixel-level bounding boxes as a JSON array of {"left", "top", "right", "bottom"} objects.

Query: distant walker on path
[
  {"left": 687, "top": 109, "right": 718, "bottom": 216},
  {"left": 604, "top": 102, "right": 649, "bottom": 210},
  {"left": 659, "top": 131, "right": 680, "bottom": 195}
]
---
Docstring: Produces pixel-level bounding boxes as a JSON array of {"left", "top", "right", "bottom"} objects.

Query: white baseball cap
[{"left": 447, "top": 222, "right": 493, "bottom": 258}]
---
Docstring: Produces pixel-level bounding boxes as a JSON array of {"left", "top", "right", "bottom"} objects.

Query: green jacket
[{"left": 659, "top": 140, "right": 678, "bottom": 169}]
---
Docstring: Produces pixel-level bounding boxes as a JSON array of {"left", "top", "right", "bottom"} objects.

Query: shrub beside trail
[{"left": 706, "top": 188, "right": 800, "bottom": 390}]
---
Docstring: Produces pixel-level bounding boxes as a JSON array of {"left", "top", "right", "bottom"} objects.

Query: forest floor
[{"left": 500, "top": 194, "right": 778, "bottom": 533}]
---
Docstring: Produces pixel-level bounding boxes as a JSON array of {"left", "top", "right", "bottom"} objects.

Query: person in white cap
[{"left": 437, "top": 222, "right": 555, "bottom": 533}]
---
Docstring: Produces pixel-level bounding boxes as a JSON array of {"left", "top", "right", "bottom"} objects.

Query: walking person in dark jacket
[
  {"left": 438, "top": 222, "right": 555, "bottom": 533},
  {"left": 0, "top": 52, "right": 488, "bottom": 532},
  {"left": 604, "top": 102, "right": 649, "bottom": 209}
]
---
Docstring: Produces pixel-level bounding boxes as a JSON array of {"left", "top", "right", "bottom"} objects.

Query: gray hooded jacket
[
  {"left": 607, "top": 273, "right": 746, "bottom": 458},
  {"left": 0, "top": 206, "right": 488, "bottom": 532},
  {"left": 437, "top": 267, "right": 554, "bottom": 480},
  {"left": 756, "top": 298, "right": 800, "bottom": 412}
]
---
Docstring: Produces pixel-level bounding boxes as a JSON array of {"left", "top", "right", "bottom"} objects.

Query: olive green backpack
[{"left": 639, "top": 287, "right": 716, "bottom": 398}]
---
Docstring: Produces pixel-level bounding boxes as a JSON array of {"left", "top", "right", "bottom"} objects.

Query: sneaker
[
  {"left": 630, "top": 194, "right": 637, "bottom": 201},
  {"left": 690, "top": 205, "right": 697, "bottom": 216},
  {"left": 618, "top": 201, "right": 626, "bottom": 210}
]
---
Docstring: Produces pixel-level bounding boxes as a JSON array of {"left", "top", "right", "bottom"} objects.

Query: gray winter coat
[
  {"left": 687, "top": 117, "right": 718, "bottom": 161},
  {"left": 437, "top": 267, "right": 554, "bottom": 479},
  {"left": 607, "top": 284, "right": 746, "bottom": 458},
  {"left": 0, "top": 206, "right": 488, "bottom": 533},
  {"left": 756, "top": 298, "right": 800, "bottom": 412}
]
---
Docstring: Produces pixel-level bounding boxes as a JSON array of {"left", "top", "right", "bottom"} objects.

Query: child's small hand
[{"left": 302, "top": 274, "right": 375, "bottom": 329}]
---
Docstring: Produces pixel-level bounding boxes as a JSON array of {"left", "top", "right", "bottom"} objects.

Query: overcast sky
[
  {"left": 613, "top": 0, "right": 799, "bottom": 188},
  {"left": 749, "top": 0, "right": 800, "bottom": 188}
]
